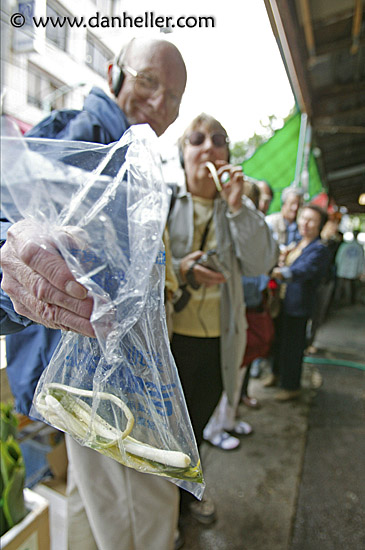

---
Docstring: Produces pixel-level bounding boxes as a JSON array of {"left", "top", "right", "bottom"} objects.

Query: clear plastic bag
[{"left": 1, "top": 117, "right": 204, "bottom": 498}]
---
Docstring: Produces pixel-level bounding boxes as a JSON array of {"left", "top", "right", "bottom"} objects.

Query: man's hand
[
  {"left": 1, "top": 220, "right": 95, "bottom": 337},
  {"left": 180, "top": 250, "right": 227, "bottom": 287}
]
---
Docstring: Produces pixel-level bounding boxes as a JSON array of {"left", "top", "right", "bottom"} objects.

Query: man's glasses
[
  {"left": 185, "top": 131, "right": 230, "bottom": 148},
  {"left": 122, "top": 65, "right": 181, "bottom": 110}
]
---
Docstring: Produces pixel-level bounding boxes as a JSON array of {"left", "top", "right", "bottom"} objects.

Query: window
[
  {"left": 94, "top": 0, "right": 115, "bottom": 13},
  {"left": 27, "top": 64, "right": 65, "bottom": 111},
  {"left": 86, "top": 35, "right": 113, "bottom": 77},
  {"left": 46, "top": 3, "right": 69, "bottom": 51},
  {"left": 111, "top": 0, "right": 122, "bottom": 16}
]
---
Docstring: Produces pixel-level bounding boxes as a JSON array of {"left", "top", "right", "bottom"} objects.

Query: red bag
[{"left": 241, "top": 308, "right": 275, "bottom": 367}]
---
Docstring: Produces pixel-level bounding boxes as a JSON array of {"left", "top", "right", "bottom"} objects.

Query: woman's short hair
[
  {"left": 281, "top": 185, "right": 304, "bottom": 205},
  {"left": 303, "top": 203, "right": 328, "bottom": 232}
]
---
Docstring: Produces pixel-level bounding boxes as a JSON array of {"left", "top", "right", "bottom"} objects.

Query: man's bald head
[{"left": 108, "top": 38, "right": 187, "bottom": 136}]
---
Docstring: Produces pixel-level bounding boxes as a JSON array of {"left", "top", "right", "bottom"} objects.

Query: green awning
[{"left": 242, "top": 112, "right": 324, "bottom": 214}]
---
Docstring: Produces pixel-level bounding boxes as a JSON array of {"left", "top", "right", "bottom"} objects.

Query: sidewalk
[{"left": 181, "top": 303, "right": 365, "bottom": 550}]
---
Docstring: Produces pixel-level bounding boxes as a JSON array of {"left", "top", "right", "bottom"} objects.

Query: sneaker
[
  {"left": 311, "top": 368, "right": 323, "bottom": 388},
  {"left": 206, "top": 431, "right": 240, "bottom": 450},
  {"left": 262, "top": 373, "right": 278, "bottom": 387},
  {"left": 275, "top": 389, "right": 301, "bottom": 402},
  {"left": 189, "top": 496, "right": 217, "bottom": 525},
  {"left": 228, "top": 420, "right": 253, "bottom": 436},
  {"left": 241, "top": 396, "right": 260, "bottom": 409}
]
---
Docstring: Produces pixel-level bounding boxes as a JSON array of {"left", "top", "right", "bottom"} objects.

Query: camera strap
[
  {"left": 199, "top": 214, "right": 214, "bottom": 251},
  {"left": 174, "top": 214, "right": 214, "bottom": 311}
]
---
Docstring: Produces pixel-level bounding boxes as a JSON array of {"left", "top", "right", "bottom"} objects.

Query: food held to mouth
[{"left": 205, "top": 161, "right": 222, "bottom": 192}]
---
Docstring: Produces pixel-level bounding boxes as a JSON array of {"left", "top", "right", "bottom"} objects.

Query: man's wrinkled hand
[{"left": 1, "top": 220, "right": 95, "bottom": 337}]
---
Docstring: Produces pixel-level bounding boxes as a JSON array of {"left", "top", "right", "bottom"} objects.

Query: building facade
[{"left": 1, "top": 0, "right": 125, "bottom": 130}]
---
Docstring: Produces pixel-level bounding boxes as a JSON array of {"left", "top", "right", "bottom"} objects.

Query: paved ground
[
  {"left": 291, "top": 361, "right": 365, "bottom": 550},
  {"left": 4, "top": 303, "right": 363, "bottom": 550},
  {"left": 180, "top": 303, "right": 365, "bottom": 550}
]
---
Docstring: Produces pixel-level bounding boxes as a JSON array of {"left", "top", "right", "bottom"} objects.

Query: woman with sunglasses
[{"left": 167, "top": 113, "right": 278, "bottom": 528}]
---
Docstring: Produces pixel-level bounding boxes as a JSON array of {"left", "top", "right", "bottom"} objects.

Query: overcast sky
[{"left": 104, "top": 0, "right": 295, "bottom": 147}]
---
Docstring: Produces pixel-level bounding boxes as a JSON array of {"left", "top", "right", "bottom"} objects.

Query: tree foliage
[{"left": 230, "top": 108, "right": 296, "bottom": 165}]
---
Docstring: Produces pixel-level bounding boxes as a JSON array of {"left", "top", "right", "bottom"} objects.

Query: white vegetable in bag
[{"left": 1, "top": 118, "right": 204, "bottom": 498}]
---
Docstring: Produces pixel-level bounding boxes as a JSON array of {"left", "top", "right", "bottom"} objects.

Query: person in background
[
  {"left": 1, "top": 37, "right": 187, "bottom": 550},
  {"left": 167, "top": 113, "right": 278, "bottom": 532},
  {"left": 240, "top": 179, "right": 275, "bottom": 403},
  {"left": 306, "top": 217, "right": 343, "bottom": 354},
  {"left": 247, "top": 179, "right": 275, "bottom": 379},
  {"left": 269, "top": 204, "right": 330, "bottom": 401},
  {"left": 266, "top": 186, "right": 303, "bottom": 249},
  {"left": 257, "top": 180, "right": 274, "bottom": 216},
  {"left": 334, "top": 230, "right": 365, "bottom": 306},
  {"left": 262, "top": 185, "right": 304, "bottom": 388}
]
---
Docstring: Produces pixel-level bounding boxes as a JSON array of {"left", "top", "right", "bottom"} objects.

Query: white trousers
[{"left": 66, "top": 435, "right": 179, "bottom": 550}]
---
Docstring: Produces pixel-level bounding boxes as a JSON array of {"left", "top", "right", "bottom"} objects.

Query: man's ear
[{"left": 107, "top": 63, "right": 114, "bottom": 94}]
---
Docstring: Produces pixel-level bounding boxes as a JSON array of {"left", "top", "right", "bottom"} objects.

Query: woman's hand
[
  {"left": 180, "top": 251, "right": 227, "bottom": 287},
  {"left": 271, "top": 267, "right": 284, "bottom": 281},
  {"left": 215, "top": 161, "right": 245, "bottom": 213}
]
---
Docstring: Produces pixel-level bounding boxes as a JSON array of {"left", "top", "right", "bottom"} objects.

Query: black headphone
[
  {"left": 111, "top": 38, "right": 136, "bottom": 97},
  {"left": 111, "top": 64, "right": 125, "bottom": 97}
]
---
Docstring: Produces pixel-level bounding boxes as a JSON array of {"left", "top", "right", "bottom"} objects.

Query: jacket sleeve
[
  {"left": 227, "top": 196, "right": 279, "bottom": 276},
  {"left": 0, "top": 289, "right": 33, "bottom": 334},
  {"left": 1, "top": 218, "right": 32, "bottom": 333},
  {"left": 289, "top": 244, "right": 330, "bottom": 282}
]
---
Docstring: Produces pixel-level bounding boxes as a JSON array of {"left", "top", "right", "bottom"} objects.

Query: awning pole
[
  {"left": 301, "top": 121, "right": 312, "bottom": 200},
  {"left": 294, "top": 112, "right": 308, "bottom": 186}
]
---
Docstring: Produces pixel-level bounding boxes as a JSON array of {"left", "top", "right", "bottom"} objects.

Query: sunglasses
[{"left": 185, "top": 131, "right": 230, "bottom": 148}]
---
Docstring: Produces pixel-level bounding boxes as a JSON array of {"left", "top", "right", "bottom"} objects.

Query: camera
[
  {"left": 196, "top": 249, "right": 230, "bottom": 280},
  {"left": 172, "top": 285, "right": 192, "bottom": 312}
]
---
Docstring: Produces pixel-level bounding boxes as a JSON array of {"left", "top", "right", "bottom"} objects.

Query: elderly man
[
  {"left": 266, "top": 186, "right": 303, "bottom": 248},
  {"left": 1, "top": 37, "right": 186, "bottom": 550}
]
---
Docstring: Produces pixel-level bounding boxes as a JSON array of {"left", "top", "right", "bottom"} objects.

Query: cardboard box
[
  {"left": 46, "top": 437, "right": 68, "bottom": 483},
  {"left": 0, "top": 489, "right": 50, "bottom": 550}
]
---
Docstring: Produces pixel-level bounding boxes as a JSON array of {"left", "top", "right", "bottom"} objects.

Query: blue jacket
[
  {"left": 282, "top": 238, "right": 330, "bottom": 318},
  {"left": 1, "top": 88, "right": 130, "bottom": 415}
]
